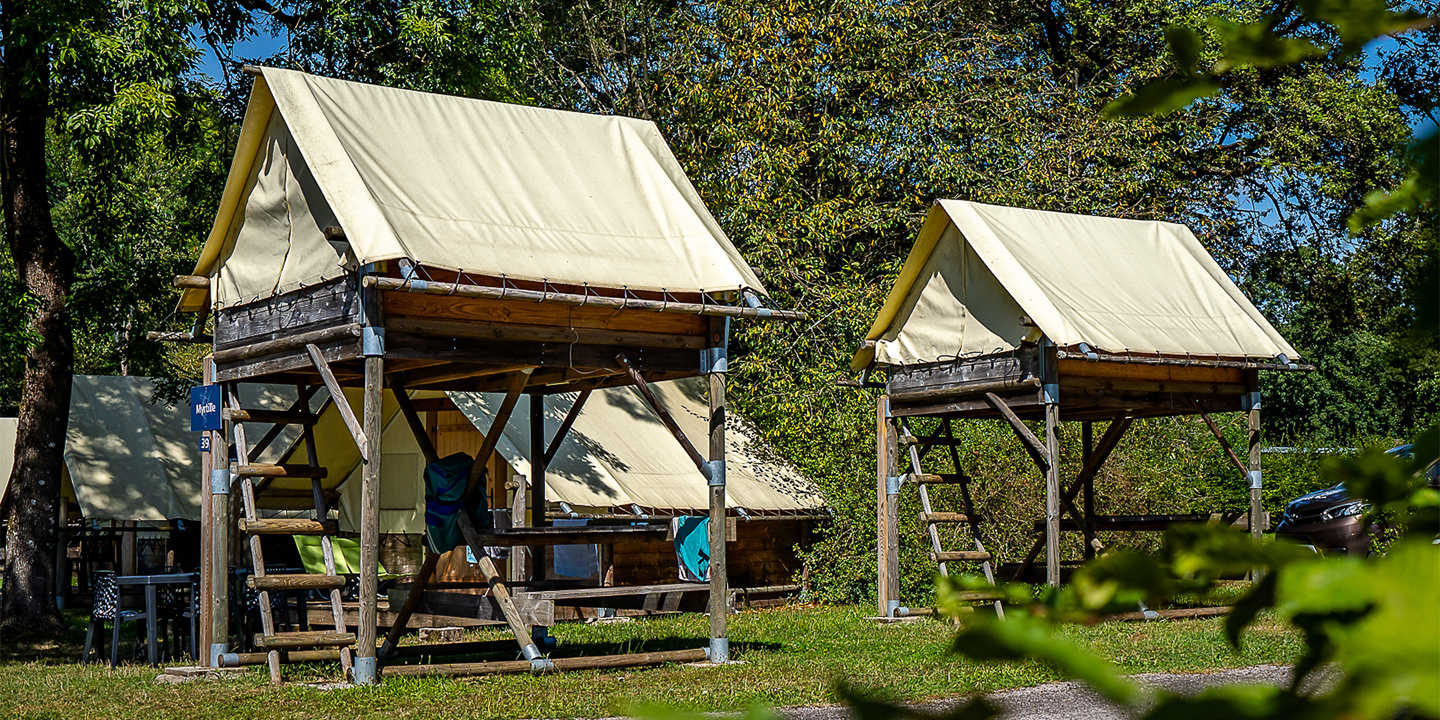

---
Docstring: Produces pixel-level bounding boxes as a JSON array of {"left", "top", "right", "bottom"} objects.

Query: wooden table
[{"left": 116, "top": 572, "right": 195, "bottom": 666}]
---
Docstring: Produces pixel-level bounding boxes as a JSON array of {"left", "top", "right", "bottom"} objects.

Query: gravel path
[{"left": 778, "top": 665, "right": 1294, "bottom": 720}]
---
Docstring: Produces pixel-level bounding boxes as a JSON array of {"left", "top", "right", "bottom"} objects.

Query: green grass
[{"left": 0, "top": 603, "right": 1301, "bottom": 720}]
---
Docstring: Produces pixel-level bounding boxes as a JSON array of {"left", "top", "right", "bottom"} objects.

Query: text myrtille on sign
[{"left": 190, "top": 385, "right": 222, "bottom": 432}]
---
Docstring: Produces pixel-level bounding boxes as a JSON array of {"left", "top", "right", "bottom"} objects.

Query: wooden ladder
[
  {"left": 227, "top": 387, "right": 355, "bottom": 684},
  {"left": 899, "top": 418, "right": 1004, "bottom": 618}
]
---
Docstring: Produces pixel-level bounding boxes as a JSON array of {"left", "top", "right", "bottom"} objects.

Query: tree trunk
[{"left": 1, "top": 0, "right": 73, "bottom": 637}]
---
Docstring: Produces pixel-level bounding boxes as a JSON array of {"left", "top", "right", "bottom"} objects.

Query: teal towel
[
  {"left": 424, "top": 452, "right": 487, "bottom": 554},
  {"left": 672, "top": 516, "right": 710, "bottom": 582}
]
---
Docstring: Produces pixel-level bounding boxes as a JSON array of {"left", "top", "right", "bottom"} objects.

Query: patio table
[{"left": 116, "top": 572, "right": 196, "bottom": 666}]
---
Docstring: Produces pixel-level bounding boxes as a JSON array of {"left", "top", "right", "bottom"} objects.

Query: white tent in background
[{"left": 1, "top": 376, "right": 819, "bottom": 527}]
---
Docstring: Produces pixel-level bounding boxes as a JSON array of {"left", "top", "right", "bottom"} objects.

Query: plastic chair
[
  {"left": 81, "top": 571, "right": 151, "bottom": 667},
  {"left": 157, "top": 568, "right": 198, "bottom": 661}
]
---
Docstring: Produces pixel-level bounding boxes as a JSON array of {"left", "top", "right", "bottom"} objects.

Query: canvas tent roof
[
  {"left": 179, "top": 67, "right": 766, "bottom": 311},
  {"left": 450, "top": 378, "right": 824, "bottom": 514},
  {"left": 853, "top": 200, "right": 1300, "bottom": 370}
]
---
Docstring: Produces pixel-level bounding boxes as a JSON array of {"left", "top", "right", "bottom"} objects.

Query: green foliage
[
  {"left": 900, "top": 425, "right": 1440, "bottom": 720},
  {"left": 0, "top": 0, "right": 225, "bottom": 412}
]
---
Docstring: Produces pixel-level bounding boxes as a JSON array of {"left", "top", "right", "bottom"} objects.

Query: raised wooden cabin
[
  {"left": 175, "top": 67, "right": 805, "bottom": 684},
  {"left": 850, "top": 200, "right": 1310, "bottom": 616}
]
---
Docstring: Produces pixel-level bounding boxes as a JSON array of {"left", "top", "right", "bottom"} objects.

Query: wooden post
[
  {"left": 509, "top": 474, "right": 529, "bottom": 583},
  {"left": 1246, "top": 372, "right": 1263, "bottom": 544},
  {"left": 529, "top": 394, "right": 547, "bottom": 583},
  {"left": 1043, "top": 343, "right": 1061, "bottom": 588},
  {"left": 209, "top": 378, "right": 231, "bottom": 668},
  {"left": 707, "top": 370, "right": 728, "bottom": 662},
  {"left": 355, "top": 354, "right": 383, "bottom": 684},
  {"left": 120, "top": 522, "right": 136, "bottom": 576},
  {"left": 352, "top": 266, "right": 385, "bottom": 684},
  {"left": 876, "top": 395, "right": 899, "bottom": 616},
  {"left": 530, "top": 394, "right": 547, "bottom": 527},
  {"left": 199, "top": 357, "right": 214, "bottom": 662},
  {"left": 1082, "top": 421, "right": 1095, "bottom": 561}
]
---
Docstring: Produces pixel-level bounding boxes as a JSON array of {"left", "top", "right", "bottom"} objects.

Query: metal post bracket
[{"left": 886, "top": 475, "right": 905, "bottom": 495}]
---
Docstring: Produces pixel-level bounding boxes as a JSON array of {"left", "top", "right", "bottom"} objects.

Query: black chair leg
[
  {"left": 82, "top": 618, "right": 97, "bottom": 664},
  {"left": 110, "top": 619, "right": 122, "bottom": 668}
]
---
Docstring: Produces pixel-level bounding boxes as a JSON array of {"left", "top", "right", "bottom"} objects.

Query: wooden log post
[
  {"left": 877, "top": 395, "right": 900, "bottom": 617},
  {"left": 1043, "top": 344, "right": 1061, "bottom": 588},
  {"left": 354, "top": 278, "right": 384, "bottom": 685},
  {"left": 207, "top": 358, "right": 231, "bottom": 667},
  {"left": 199, "top": 357, "right": 214, "bottom": 662},
  {"left": 1082, "top": 421, "right": 1095, "bottom": 561},
  {"left": 707, "top": 369, "right": 728, "bottom": 662},
  {"left": 530, "top": 392, "right": 547, "bottom": 534},
  {"left": 1246, "top": 371, "right": 1263, "bottom": 545}
]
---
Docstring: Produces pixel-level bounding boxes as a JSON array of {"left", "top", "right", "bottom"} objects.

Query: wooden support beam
[
  {"left": 222, "top": 408, "right": 318, "bottom": 425},
  {"left": 380, "top": 647, "right": 709, "bottom": 678},
  {"left": 889, "top": 377, "right": 1042, "bottom": 404},
  {"left": 1083, "top": 422, "right": 1096, "bottom": 561},
  {"left": 235, "top": 464, "right": 327, "bottom": 479},
  {"left": 1194, "top": 402, "right": 1252, "bottom": 478},
  {"left": 387, "top": 316, "right": 708, "bottom": 350},
  {"left": 174, "top": 274, "right": 210, "bottom": 289},
  {"left": 239, "top": 519, "right": 337, "bottom": 535},
  {"left": 542, "top": 389, "right": 591, "bottom": 466},
  {"left": 307, "top": 344, "right": 368, "bottom": 457},
  {"left": 531, "top": 393, "right": 547, "bottom": 538},
  {"left": 366, "top": 274, "right": 807, "bottom": 322},
  {"left": 456, "top": 513, "right": 543, "bottom": 660},
  {"left": 466, "top": 370, "right": 532, "bottom": 503},
  {"left": 1247, "top": 373, "right": 1263, "bottom": 555},
  {"left": 615, "top": 354, "right": 706, "bottom": 470},
  {"left": 200, "top": 358, "right": 216, "bottom": 664},
  {"left": 392, "top": 382, "right": 439, "bottom": 465},
  {"left": 216, "top": 323, "right": 361, "bottom": 365},
  {"left": 356, "top": 350, "right": 383, "bottom": 683},
  {"left": 984, "top": 392, "right": 1050, "bottom": 472},
  {"left": 877, "top": 396, "right": 899, "bottom": 617},
  {"left": 1014, "top": 413, "right": 1131, "bottom": 580},
  {"left": 145, "top": 330, "right": 213, "bottom": 343},
  {"left": 1043, "top": 389, "right": 1061, "bottom": 587},
  {"left": 708, "top": 368, "right": 729, "bottom": 662},
  {"left": 398, "top": 362, "right": 532, "bottom": 389}
]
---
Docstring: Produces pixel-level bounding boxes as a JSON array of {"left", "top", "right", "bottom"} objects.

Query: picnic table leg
[{"left": 146, "top": 585, "right": 159, "bottom": 667}]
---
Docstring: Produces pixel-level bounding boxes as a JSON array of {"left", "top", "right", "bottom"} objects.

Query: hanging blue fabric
[
  {"left": 671, "top": 516, "right": 710, "bottom": 582},
  {"left": 424, "top": 452, "right": 488, "bottom": 554}
]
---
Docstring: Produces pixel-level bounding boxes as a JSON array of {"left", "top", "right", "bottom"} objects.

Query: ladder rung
[
  {"left": 899, "top": 435, "right": 965, "bottom": 447},
  {"left": 254, "top": 631, "right": 356, "bottom": 649},
  {"left": 256, "top": 488, "right": 339, "bottom": 500},
  {"left": 248, "top": 574, "right": 346, "bottom": 591},
  {"left": 910, "top": 473, "right": 963, "bottom": 484},
  {"left": 223, "top": 408, "right": 319, "bottom": 425},
  {"left": 237, "top": 463, "right": 328, "bottom": 479},
  {"left": 920, "top": 512, "right": 971, "bottom": 524},
  {"left": 240, "top": 519, "right": 337, "bottom": 536},
  {"left": 953, "top": 590, "right": 1005, "bottom": 602},
  {"left": 931, "top": 551, "right": 992, "bottom": 563}
]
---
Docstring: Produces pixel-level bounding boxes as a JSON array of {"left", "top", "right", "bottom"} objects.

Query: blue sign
[
  {"left": 198, "top": 433, "right": 211, "bottom": 453},
  {"left": 190, "top": 385, "right": 222, "bottom": 432}
]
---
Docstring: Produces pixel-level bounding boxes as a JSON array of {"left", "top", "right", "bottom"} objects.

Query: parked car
[{"left": 1274, "top": 443, "right": 1439, "bottom": 556}]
